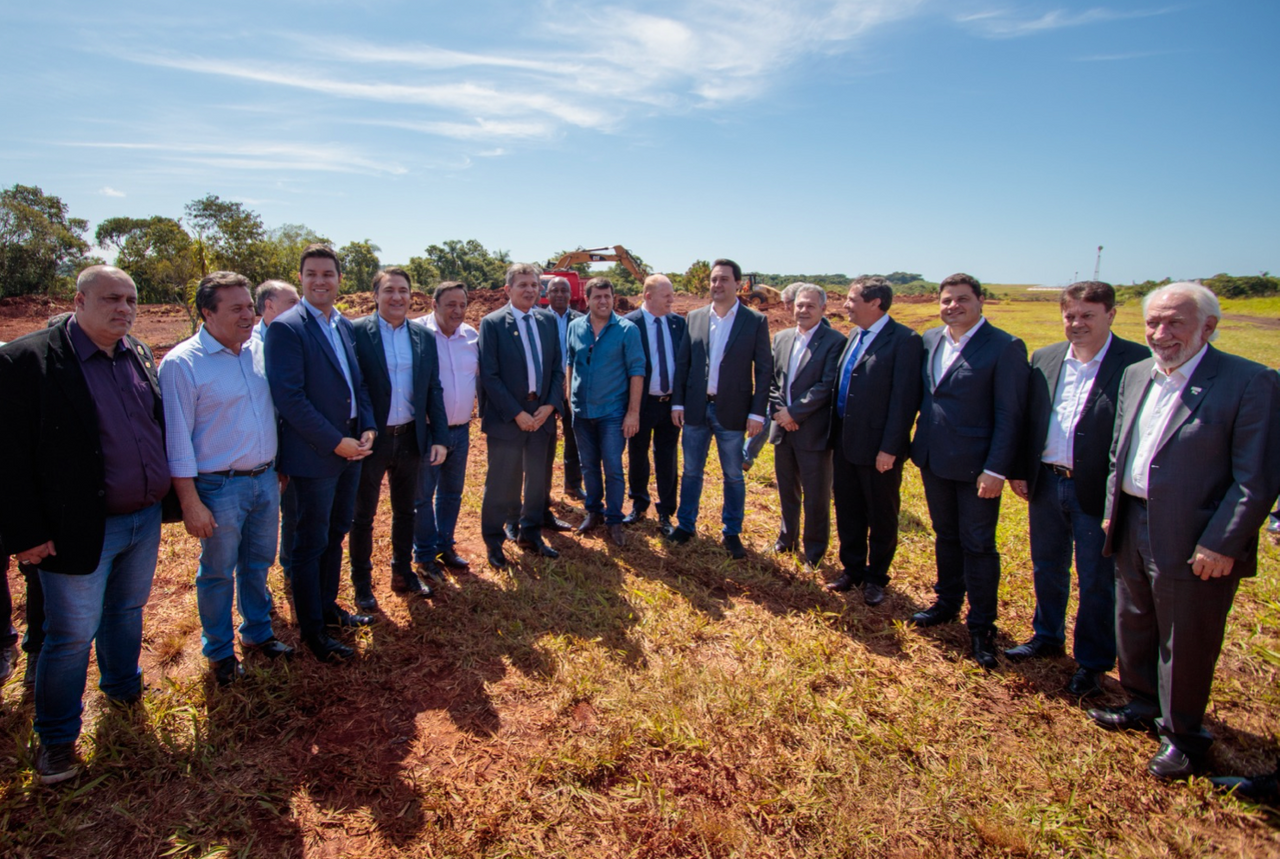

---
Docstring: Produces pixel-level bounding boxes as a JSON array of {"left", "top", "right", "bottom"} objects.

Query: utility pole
[{"left": 1094, "top": 245, "right": 1103, "bottom": 281}]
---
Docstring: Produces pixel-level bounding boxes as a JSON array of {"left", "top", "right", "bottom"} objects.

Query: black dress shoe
[
  {"left": 517, "top": 535, "right": 560, "bottom": 558},
  {"left": 1067, "top": 667, "right": 1102, "bottom": 697},
  {"left": 487, "top": 545, "right": 509, "bottom": 570},
  {"left": 565, "top": 487, "right": 586, "bottom": 502},
  {"left": 1147, "top": 741, "right": 1196, "bottom": 780},
  {"left": 773, "top": 541, "right": 795, "bottom": 555},
  {"left": 328, "top": 612, "right": 376, "bottom": 629},
  {"left": 826, "top": 571, "right": 858, "bottom": 592},
  {"left": 438, "top": 547, "right": 470, "bottom": 569},
  {"left": 1087, "top": 704, "right": 1158, "bottom": 733},
  {"left": 608, "top": 524, "right": 627, "bottom": 547},
  {"left": 414, "top": 560, "right": 447, "bottom": 584},
  {"left": 354, "top": 592, "right": 379, "bottom": 613},
  {"left": 393, "top": 570, "right": 433, "bottom": 597},
  {"left": 1003, "top": 637, "right": 1066, "bottom": 663},
  {"left": 908, "top": 602, "right": 960, "bottom": 627},
  {"left": 251, "top": 637, "right": 295, "bottom": 660},
  {"left": 657, "top": 513, "right": 674, "bottom": 534},
  {"left": 1210, "top": 770, "right": 1279, "bottom": 801},
  {"left": 970, "top": 630, "right": 999, "bottom": 670},
  {"left": 307, "top": 634, "right": 354, "bottom": 662},
  {"left": 863, "top": 582, "right": 886, "bottom": 607},
  {"left": 622, "top": 508, "right": 647, "bottom": 525},
  {"left": 577, "top": 512, "right": 604, "bottom": 533},
  {"left": 722, "top": 534, "right": 747, "bottom": 560},
  {"left": 503, "top": 522, "right": 519, "bottom": 542},
  {"left": 665, "top": 526, "right": 694, "bottom": 545},
  {"left": 211, "top": 656, "right": 244, "bottom": 687},
  {"left": 543, "top": 516, "right": 573, "bottom": 532}
]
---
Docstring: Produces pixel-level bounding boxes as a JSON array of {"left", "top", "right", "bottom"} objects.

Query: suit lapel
[
  {"left": 303, "top": 309, "right": 345, "bottom": 376},
  {"left": 936, "top": 321, "right": 993, "bottom": 390},
  {"left": 720, "top": 305, "right": 749, "bottom": 365},
  {"left": 1042, "top": 342, "right": 1069, "bottom": 405},
  {"left": 1154, "top": 347, "right": 1218, "bottom": 456},
  {"left": 855, "top": 320, "right": 892, "bottom": 369},
  {"left": 1114, "top": 370, "right": 1155, "bottom": 471},
  {"left": 368, "top": 318, "right": 391, "bottom": 389}
]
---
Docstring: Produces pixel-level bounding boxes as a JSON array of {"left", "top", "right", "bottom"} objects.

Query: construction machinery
[
  {"left": 541, "top": 245, "right": 650, "bottom": 311},
  {"left": 737, "top": 274, "right": 784, "bottom": 308}
]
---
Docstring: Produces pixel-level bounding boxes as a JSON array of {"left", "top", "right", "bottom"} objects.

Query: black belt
[
  {"left": 386, "top": 422, "right": 414, "bottom": 436},
  {"left": 524, "top": 392, "right": 538, "bottom": 401},
  {"left": 1044, "top": 463, "right": 1073, "bottom": 479},
  {"left": 448, "top": 423, "right": 468, "bottom": 430},
  {"left": 202, "top": 460, "right": 274, "bottom": 478},
  {"left": 649, "top": 394, "right": 672, "bottom": 402},
  {"left": 1123, "top": 493, "right": 1148, "bottom": 508},
  {"left": 706, "top": 394, "right": 716, "bottom": 403},
  {"left": 346, "top": 418, "right": 358, "bottom": 434}
]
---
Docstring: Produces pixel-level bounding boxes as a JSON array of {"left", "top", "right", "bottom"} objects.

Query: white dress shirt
[
  {"left": 642, "top": 308, "right": 675, "bottom": 396},
  {"left": 1041, "top": 335, "right": 1113, "bottom": 468},
  {"left": 1121, "top": 344, "right": 1208, "bottom": 499},
  {"left": 707, "top": 300, "right": 739, "bottom": 396},
  {"left": 511, "top": 305, "right": 544, "bottom": 395},
  {"left": 933, "top": 316, "right": 986, "bottom": 388},
  {"left": 418, "top": 314, "right": 478, "bottom": 426},
  {"left": 785, "top": 324, "right": 818, "bottom": 405}
]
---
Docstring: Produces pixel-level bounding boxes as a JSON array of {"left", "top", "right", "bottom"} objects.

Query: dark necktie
[
  {"left": 523, "top": 313, "right": 543, "bottom": 394},
  {"left": 657, "top": 316, "right": 671, "bottom": 394},
  {"left": 836, "top": 329, "right": 865, "bottom": 418}
]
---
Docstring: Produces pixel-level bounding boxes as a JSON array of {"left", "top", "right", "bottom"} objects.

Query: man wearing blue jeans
[
  {"left": 567, "top": 278, "right": 645, "bottom": 548},
  {"left": 161, "top": 272, "right": 293, "bottom": 687},
  {"left": 668, "top": 259, "right": 773, "bottom": 560},
  {"left": 0, "top": 265, "right": 170, "bottom": 784},
  {"left": 415, "top": 281, "right": 479, "bottom": 573}
]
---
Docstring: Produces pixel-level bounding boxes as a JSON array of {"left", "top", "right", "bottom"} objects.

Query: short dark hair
[
  {"left": 1060, "top": 280, "right": 1115, "bottom": 312},
  {"left": 299, "top": 243, "right": 341, "bottom": 275},
  {"left": 254, "top": 279, "right": 296, "bottom": 316},
  {"left": 372, "top": 266, "right": 411, "bottom": 293},
  {"left": 939, "top": 272, "right": 983, "bottom": 299},
  {"left": 434, "top": 280, "right": 467, "bottom": 302},
  {"left": 711, "top": 258, "right": 742, "bottom": 281},
  {"left": 585, "top": 277, "right": 614, "bottom": 298},
  {"left": 850, "top": 275, "right": 894, "bottom": 312},
  {"left": 195, "top": 271, "right": 252, "bottom": 322}
]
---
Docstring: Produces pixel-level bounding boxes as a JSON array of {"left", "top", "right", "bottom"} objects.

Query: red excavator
[{"left": 540, "top": 245, "right": 649, "bottom": 311}]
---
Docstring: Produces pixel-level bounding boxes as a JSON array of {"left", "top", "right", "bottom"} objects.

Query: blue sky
[{"left": 3, "top": 0, "right": 1276, "bottom": 285}]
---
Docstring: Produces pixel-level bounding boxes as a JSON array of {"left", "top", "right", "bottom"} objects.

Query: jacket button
[{"left": 98, "top": 490, "right": 105, "bottom": 497}]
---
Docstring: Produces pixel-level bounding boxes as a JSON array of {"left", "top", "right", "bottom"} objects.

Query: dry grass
[{"left": 1, "top": 299, "right": 1278, "bottom": 858}]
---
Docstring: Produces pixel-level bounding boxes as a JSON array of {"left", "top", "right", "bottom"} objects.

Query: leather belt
[
  {"left": 386, "top": 422, "right": 414, "bottom": 436},
  {"left": 202, "top": 460, "right": 274, "bottom": 479},
  {"left": 1123, "top": 492, "right": 1148, "bottom": 508},
  {"left": 649, "top": 394, "right": 671, "bottom": 402},
  {"left": 1044, "top": 463, "right": 1073, "bottom": 479},
  {"left": 706, "top": 394, "right": 716, "bottom": 403},
  {"left": 524, "top": 392, "right": 539, "bottom": 401},
  {"left": 448, "top": 423, "right": 468, "bottom": 430}
]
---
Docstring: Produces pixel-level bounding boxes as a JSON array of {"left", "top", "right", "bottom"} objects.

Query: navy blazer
[
  {"left": 673, "top": 302, "right": 773, "bottom": 431},
  {"left": 1021, "top": 335, "right": 1148, "bottom": 516},
  {"left": 477, "top": 304, "right": 565, "bottom": 441},
  {"left": 768, "top": 323, "right": 845, "bottom": 450},
  {"left": 831, "top": 316, "right": 923, "bottom": 466},
  {"left": 622, "top": 308, "right": 687, "bottom": 392},
  {"left": 265, "top": 303, "right": 376, "bottom": 479},
  {"left": 911, "top": 319, "right": 1029, "bottom": 482},
  {"left": 351, "top": 313, "right": 449, "bottom": 454}
]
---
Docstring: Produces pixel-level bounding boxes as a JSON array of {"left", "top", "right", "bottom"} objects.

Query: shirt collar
[
  {"left": 945, "top": 315, "right": 985, "bottom": 346},
  {"left": 197, "top": 325, "right": 237, "bottom": 356},
  {"left": 377, "top": 313, "right": 407, "bottom": 335},
  {"left": 711, "top": 301, "right": 739, "bottom": 322},
  {"left": 67, "top": 315, "right": 125, "bottom": 361},
  {"left": 1067, "top": 332, "right": 1113, "bottom": 367},
  {"left": 863, "top": 313, "right": 891, "bottom": 336},
  {"left": 302, "top": 297, "right": 335, "bottom": 325}
]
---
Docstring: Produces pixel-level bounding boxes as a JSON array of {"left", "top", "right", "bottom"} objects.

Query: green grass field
[{"left": 1, "top": 297, "right": 1277, "bottom": 858}]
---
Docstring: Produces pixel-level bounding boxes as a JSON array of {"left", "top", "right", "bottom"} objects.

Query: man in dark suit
[
  {"left": 827, "top": 277, "right": 922, "bottom": 605},
  {"left": 668, "top": 258, "right": 773, "bottom": 560},
  {"left": 542, "top": 276, "right": 580, "bottom": 528},
  {"left": 349, "top": 267, "right": 449, "bottom": 609},
  {"left": 767, "top": 284, "right": 843, "bottom": 569},
  {"left": 1090, "top": 282, "right": 1280, "bottom": 780},
  {"left": 623, "top": 274, "right": 686, "bottom": 532},
  {"left": 0, "top": 265, "right": 170, "bottom": 784},
  {"left": 265, "top": 244, "right": 377, "bottom": 663},
  {"left": 1006, "top": 281, "right": 1148, "bottom": 696},
  {"left": 909, "top": 273, "right": 1029, "bottom": 668},
  {"left": 478, "top": 263, "right": 566, "bottom": 568}
]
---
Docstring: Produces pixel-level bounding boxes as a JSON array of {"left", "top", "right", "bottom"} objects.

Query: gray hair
[
  {"left": 792, "top": 282, "right": 827, "bottom": 307},
  {"left": 505, "top": 262, "right": 542, "bottom": 286},
  {"left": 1142, "top": 281, "right": 1220, "bottom": 342},
  {"left": 780, "top": 282, "right": 803, "bottom": 304},
  {"left": 254, "top": 279, "right": 298, "bottom": 316}
]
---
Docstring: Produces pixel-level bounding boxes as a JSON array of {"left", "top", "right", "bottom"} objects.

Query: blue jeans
[
  {"left": 676, "top": 402, "right": 746, "bottom": 536},
  {"left": 1027, "top": 467, "right": 1115, "bottom": 671},
  {"left": 414, "top": 424, "right": 470, "bottom": 563},
  {"left": 36, "top": 503, "right": 161, "bottom": 745},
  {"left": 193, "top": 471, "right": 279, "bottom": 661},
  {"left": 574, "top": 414, "right": 626, "bottom": 524},
  {"left": 290, "top": 462, "right": 361, "bottom": 643}
]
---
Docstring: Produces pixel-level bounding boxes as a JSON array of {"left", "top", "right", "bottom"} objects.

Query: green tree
[
  {"left": 0, "top": 184, "right": 91, "bottom": 296},
  {"left": 96, "top": 216, "right": 202, "bottom": 311},
  {"left": 679, "top": 259, "right": 711, "bottom": 296},
  {"left": 405, "top": 256, "right": 441, "bottom": 292},
  {"left": 424, "top": 239, "right": 507, "bottom": 290},
  {"left": 337, "top": 239, "right": 381, "bottom": 293},
  {"left": 259, "top": 223, "right": 330, "bottom": 283},
  {"left": 184, "top": 194, "right": 268, "bottom": 282}
]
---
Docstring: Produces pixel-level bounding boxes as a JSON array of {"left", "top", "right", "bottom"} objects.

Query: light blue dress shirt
[
  {"left": 302, "top": 297, "right": 357, "bottom": 419},
  {"left": 378, "top": 314, "right": 415, "bottom": 427}
]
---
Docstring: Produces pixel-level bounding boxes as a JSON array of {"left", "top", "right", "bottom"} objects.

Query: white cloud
[
  {"left": 98, "top": 186, "right": 126, "bottom": 197},
  {"left": 956, "top": 6, "right": 1175, "bottom": 38},
  {"left": 66, "top": 140, "right": 407, "bottom": 176}
]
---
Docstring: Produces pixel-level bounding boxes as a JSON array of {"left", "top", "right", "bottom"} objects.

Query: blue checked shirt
[{"left": 159, "top": 326, "right": 278, "bottom": 478}]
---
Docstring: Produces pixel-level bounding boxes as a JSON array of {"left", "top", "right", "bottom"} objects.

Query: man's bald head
[
  {"left": 73, "top": 265, "right": 138, "bottom": 351},
  {"left": 642, "top": 274, "right": 675, "bottom": 317},
  {"left": 76, "top": 264, "right": 135, "bottom": 295}
]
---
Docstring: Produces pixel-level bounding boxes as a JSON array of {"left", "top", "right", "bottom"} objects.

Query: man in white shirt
[{"left": 1007, "top": 282, "right": 1148, "bottom": 696}]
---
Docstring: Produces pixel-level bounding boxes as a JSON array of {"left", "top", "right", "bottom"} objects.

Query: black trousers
[
  {"left": 832, "top": 450, "right": 904, "bottom": 587},
  {"left": 483, "top": 422, "right": 552, "bottom": 547},
  {"left": 628, "top": 395, "right": 680, "bottom": 517},
  {"left": 350, "top": 430, "right": 421, "bottom": 587},
  {"left": 0, "top": 545, "right": 44, "bottom": 654},
  {"left": 920, "top": 468, "right": 1002, "bottom": 632},
  {"left": 544, "top": 409, "right": 582, "bottom": 512}
]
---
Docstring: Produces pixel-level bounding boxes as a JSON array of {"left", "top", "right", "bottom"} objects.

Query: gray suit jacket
[
  {"left": 767, "top": 324, "right": 845, "bottom": 450},
  {"left": 673, "top": 302, "right": 772, "bottom": 431},
  {"left": 1103, "top": 345, "right": 1280, "bottom": 579}
]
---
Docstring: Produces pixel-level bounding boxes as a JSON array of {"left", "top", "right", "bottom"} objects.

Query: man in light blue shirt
[
  {"left": 161, "top": 272, "right": 293, "bottom": 687},
  {"left": 566, "top": 278, "right": 645, "bottom": 547}
]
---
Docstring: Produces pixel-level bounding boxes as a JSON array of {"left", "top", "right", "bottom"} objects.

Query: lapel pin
[{"left": 1190, "top": 386, "right": 1201, "bottom": 395}]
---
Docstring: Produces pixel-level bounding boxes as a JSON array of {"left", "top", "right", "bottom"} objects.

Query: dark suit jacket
[
  {"left": 831, "top": 316, "right": 922, "bottom": 466},
  {"left": 477, "top": 304, "right": 565, "bottom": 440},
  {"left": 767, "top": 323, "right": 845, "bottom": 450},
  {"left": 0, "top": 323, "right": 166, "bottom": 574},
  {"left": 911, "top": 319, "right": 1029, "bottom": 482},
  {"left": 549, "top": 308, "right": 583, "bottom": 367},
  {"left": 623, "top": 308, "right": 687, "bottom": 392},
  {"left": 673, "top": 302, "right": 772, "bottom": 431},
  {"left": 265, "top": 303, "right": 376, "bottom": 479},
  {"left": 1021, "top": 335, "right": 1148, "bottom": 516},
  {"left": 1103, "top": 346, "right": 1280, "bottom": 579},
  {"left": 351, "top": 314, "right": 448, "bottom": 453}
]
